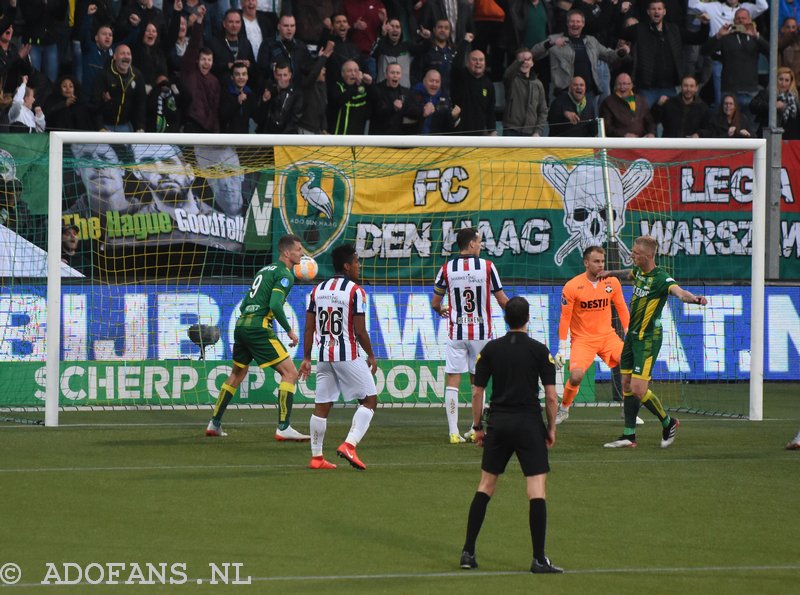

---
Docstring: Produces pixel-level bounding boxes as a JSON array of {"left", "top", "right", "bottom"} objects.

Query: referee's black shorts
[{"left": 481, "top": 410, "right": 550, "bottom": 477}]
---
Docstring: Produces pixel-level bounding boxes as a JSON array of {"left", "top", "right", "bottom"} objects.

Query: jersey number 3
[{"left": 462, "top": 288, "right": 476, "bottom": 313}]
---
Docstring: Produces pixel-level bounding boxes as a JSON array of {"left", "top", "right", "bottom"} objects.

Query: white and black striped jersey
[
  {"left": 433, "top": 256, "right": 503, "bottom": 340},
  {"left": 307, "top": 275, "right": 367, "bottom": 362}
]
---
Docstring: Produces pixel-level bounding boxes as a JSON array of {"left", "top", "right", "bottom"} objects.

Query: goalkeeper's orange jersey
[{"left": 559, "top": 273, "right": 630, "bottom": 341}]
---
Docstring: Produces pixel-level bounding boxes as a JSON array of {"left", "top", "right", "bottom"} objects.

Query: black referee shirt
[{"left": 474, "top": 332, "right": 556, "bottom": 413}]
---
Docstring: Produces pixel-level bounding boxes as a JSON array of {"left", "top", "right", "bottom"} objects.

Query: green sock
[
  {"left": 623, "top": 394, "right": 640, "bottom": 436},
  {"left": 641, "top": 389, "right": 670, "bottom": 427},
  {"left": 212, "top": 383, "right": 236, "bottom": 423},
  {"left": 278, "top": 381, "right": 296, "bottom": 430}
]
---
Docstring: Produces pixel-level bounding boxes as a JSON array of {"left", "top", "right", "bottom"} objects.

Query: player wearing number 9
[
  {"left": 299, "top": 244, "right": 378, "bottom": 470},
  {"left": 205, "top": 234, "right": 311, "bottom": 441},
  {"left": 432, "top": 227, "right": 509, "bottom": 445}
]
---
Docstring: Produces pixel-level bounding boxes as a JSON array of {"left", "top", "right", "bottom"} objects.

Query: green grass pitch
[{"left": 2, "top": 387, "right": 799, "bottom": 594}]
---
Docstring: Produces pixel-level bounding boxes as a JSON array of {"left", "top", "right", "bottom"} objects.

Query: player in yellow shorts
[
  {"left": 205, "top": 234, "right": 310, "bottom": 441},
  {"left": 553, "top": 246, "right": 629, "bottom": 424},
  {"left": 600, "top": 236, "right": 707, "bottom": 449}
]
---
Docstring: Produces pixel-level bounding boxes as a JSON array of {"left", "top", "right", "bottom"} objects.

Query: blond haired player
[
  {"left": 554, "top": 246, "right": 630, "bottom": 424},
  {"left": 601, "top": 236, "right": 707, "bottom": 448}
]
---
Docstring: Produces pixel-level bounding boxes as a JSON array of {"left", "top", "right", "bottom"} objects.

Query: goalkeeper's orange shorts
[{"left": 568, "top": 333, "right": 623, "bottom": 371}]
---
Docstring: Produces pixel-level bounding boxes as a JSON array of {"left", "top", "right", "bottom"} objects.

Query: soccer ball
[{"left": 293, "top": 255, "right": 318, "bottom": 282}]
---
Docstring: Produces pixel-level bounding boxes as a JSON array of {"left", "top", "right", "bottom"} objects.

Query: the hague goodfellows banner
[
  {"left": 1, "top": 282, "right": 799, "bottom": 407},
  {"left": 1, "top": 137, "right": 800, "bottom": 278}
]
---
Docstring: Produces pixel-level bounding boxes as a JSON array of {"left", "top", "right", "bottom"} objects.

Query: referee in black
[{"left": 459, "top": 296, "right": 563, "bottom": 574}]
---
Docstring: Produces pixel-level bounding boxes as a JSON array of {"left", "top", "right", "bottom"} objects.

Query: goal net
[{"left": 0, "top": 134, "right": 765, "bottom": 426}]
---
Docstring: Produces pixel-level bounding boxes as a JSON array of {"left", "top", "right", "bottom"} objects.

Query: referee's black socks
[
  {"left": 463, "top": 491, "right": 491, "bottom": 555},
  {"left": 530, "top": 498, "right": 547, "bottom": 564}
]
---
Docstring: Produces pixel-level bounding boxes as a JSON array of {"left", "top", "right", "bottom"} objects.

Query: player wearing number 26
[
  {"left": 206, "top": 234, "right": 310, "bottom": 441},
  {"left": 432, "top": 227, "right": 509, "bottom": 444},
  {"left": 299, "top": 244, "right": 378, "bottom": 470}
]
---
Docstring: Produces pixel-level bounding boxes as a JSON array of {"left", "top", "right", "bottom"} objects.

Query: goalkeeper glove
[{"left": 553, "top": 340, "right": 567, "bottom": 369}]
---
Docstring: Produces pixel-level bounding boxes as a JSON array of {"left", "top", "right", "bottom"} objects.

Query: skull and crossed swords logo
[{"left": 541, "top": 156, "right": 654, "bottom": 266}]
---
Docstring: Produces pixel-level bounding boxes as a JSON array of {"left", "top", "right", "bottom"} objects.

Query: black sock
[
  {"left": 530, "top": 498, "right": 547, "bottom": 563},
  {"left": 463, "top": 491, "right": 491, "bottom": 555}
]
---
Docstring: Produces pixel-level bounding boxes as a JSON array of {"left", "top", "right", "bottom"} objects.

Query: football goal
[{"left": 0, "top": 133, "right": 766, "bottom": 426}]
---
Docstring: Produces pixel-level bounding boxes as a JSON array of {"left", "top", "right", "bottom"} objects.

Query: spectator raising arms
[
  {"left": 181, "top": 7, "right": 220, "bottom": 133},
  {"left": 502, "top": 48, "right": 548, "bottom": 137},
  {"left": 256, "top": 61, "right": 304, "bottom": 133},
  {"left": 330, "top": 60, "right": 372, "bottom": 135},
  {"left": 368, "top": 62, "right": 410, "bottom": 134},
  {"left": 9, "top": 75, "right": 46, "bottom": 133},
  {"left": 451, "top": 46, "right": 497, "bottom": 136}
]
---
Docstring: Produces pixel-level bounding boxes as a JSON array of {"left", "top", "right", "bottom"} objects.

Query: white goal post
[{"left": 45, "top": 133, "right": 767, "bottom": 426}]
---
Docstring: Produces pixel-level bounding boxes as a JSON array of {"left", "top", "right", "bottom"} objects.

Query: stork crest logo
[
  {"left": 277, "top": 161, "right": 353, "bottom": 257},
  {"left": 541, "top": 157, "right": 654, "bottom": 266}
]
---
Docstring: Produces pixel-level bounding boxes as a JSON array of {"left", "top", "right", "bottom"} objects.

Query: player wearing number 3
[
  {"left": 432, "top": 227, "right": 509, "bottom": 444},
  {"left": 299, "top": 244, "right": 378, "bottom": 470},
  {"left": 206, "top": 234, "right": 310, "bottom": 441},
  {"left": 553, "top": 246, "right": 630, "bottom": 425}
]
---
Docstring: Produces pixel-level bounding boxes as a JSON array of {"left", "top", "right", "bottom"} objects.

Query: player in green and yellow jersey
[
  {"left": 206, "top": 234, "right": 310, "bottom": 441},
  {"left": 599, "top": 236, "right": 707, "bottom": 449}
]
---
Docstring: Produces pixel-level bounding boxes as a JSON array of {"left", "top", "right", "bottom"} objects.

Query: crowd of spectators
[{"left": 0, "top": 0, "right": 798, "bottom": 139}]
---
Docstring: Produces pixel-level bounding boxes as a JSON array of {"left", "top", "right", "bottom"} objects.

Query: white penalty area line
[
  {"left": 248, "top": 564, "right": 800, "bottom": 583},
  {"left": 0, "top": 453, "right": 791, "bottom": 475},
  {"left": 3, "top": 564, "right": 799, "bottom": 589},
  {"left": 2, "top": 416, "right": 792, "bottom": 430}
]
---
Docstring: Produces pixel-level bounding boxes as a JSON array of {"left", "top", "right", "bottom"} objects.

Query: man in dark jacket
[
  {"left": 91, "top": 44, "right": 146, "bottom": 131},
  {"left": 702, "top": 8, "right": 768, "bottom": 115},
  {"left": 116, "top": 0, "right": 165, "bottom": 40},
  {"left": 451, "top": 47, "right": 496, "bottom": 135},
  {"left": 256, "top": 61, "right": 304, "bottom": 133},
  {"left": 239, "top": 0, "right": 276, "bottom": 61},
  {"left": 208, "top": 9, "right": 256, "bottom": 82},
  {"left": 257, "top": 14, "right": 311, "bottom": 83},
  {"left": 548, "top": 75, "right": 598, "bottom": 137},
  {"left": 368, "top": 62, "right": 410, "bottom": 134},
  {"left": 220, "top": 61, "right": 258, "bottom": 133},
  {"left": 651, "top": 74, "right": 709, "bottom": 137},
  {"left": 372, "top": 17, "right": 413, "bottom": 88},
  {"left": 181, "top": 8, "right": 220, "bottom": 133},
  {"left": 330, "top": 59, "right": 372, "bottom": 134},
  {"left": 80, "top": 14, "right": 114, "bottom": 98},
  {"left": 298, "top": 41, "right": 333, "bottom": 134},
  {"left": 620, "top": 0, "right": 709, "bottom": 109},
  {"left": 419, "top": 0, "right": 475, "bottom": 42}
]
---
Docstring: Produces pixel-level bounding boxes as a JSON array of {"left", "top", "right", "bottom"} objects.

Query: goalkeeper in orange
[{"left": 554, "top": 246, "right": 630, "bottom": 424}]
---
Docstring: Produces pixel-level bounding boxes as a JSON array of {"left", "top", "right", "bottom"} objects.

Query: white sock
[
  {"left": 794, "top": 429, "right": 800, "bottom": 442},
  {"left": 310, "top": 414, "right": 327, "bottom": 457},
  {"left": 445, "top": 387, "right": 460, "bottom": 434},
  {"left": 345, "top": 405, "right": 374, "bottom": 446}
]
